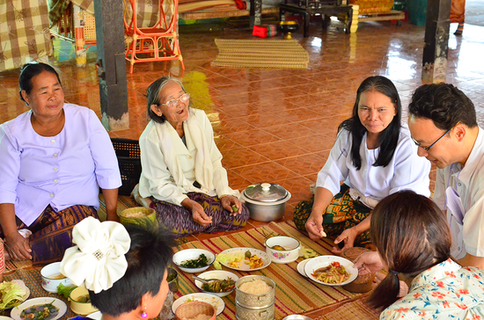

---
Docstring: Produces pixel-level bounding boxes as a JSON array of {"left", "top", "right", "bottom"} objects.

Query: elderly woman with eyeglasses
[{"left": 132, "top": 77, "right": 249, "bottom": 237}]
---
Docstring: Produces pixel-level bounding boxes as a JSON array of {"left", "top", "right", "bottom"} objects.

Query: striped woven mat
[
  {"left": 174, "top": 220, "right": 372, "bottom": 320},
  {"left": 211, "top": 39, "right": 309, "bottom": 69}
]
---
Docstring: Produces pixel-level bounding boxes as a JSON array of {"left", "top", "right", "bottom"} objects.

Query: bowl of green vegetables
[
  {"left": 172, "top": 249, "right": 215, "bottom": 273},
  {"left": 194, "top": 270, "right": 238, "bottom": 297}
]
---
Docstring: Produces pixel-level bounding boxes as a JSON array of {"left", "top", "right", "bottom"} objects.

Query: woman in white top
[
  {"left": 134, "top": 77, "right": 249, "bottom": 237},
  {"left": 293, "top": 76, "right": 430, "bottom": 253}
]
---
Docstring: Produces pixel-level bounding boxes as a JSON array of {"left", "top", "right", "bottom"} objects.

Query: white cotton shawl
[{"left": 152, "top": 111, "right": 215, "bottom": 195}]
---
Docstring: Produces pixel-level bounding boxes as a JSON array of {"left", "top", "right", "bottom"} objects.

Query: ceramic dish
[
  {"left": 69, "top": 286, "right": 98, "bottom": 315},
  {"left": 10, "top": 297, "right": 67, "bottom": 320},
  {"left": 0, "top": 280, "right": 30, "bottom": 310},
  {"left": 172, "top": 249, "right": 215, "bottom": 273},
  {"left": 40, "top": 262, "right": 72, "bottom": 293},
  {"left": 297, "top": 258, "right": 312, "bottom": 278},
  {"left": 87, "top": 311, "right": 102, "bottom": 320},
  {"left": 282, "top": 315, "right": 313, "bottom": 320},
  {"left": 0, "top": 316, "right": 14, "bottom": 320},
  {"left": 265, "top": 236, "right": 300, "bottom": 264},
  {"left": 304, "top": 255, "right": 358, "bottom": 286},
  {"left": 172, "top": 293, "right": 224, "bottom": 316},
  {"left": 218, "top": 247, "right": 271, "bottom": 271},
  {"left": 194, "top": 270, "right": 239, "bottom": 297}
]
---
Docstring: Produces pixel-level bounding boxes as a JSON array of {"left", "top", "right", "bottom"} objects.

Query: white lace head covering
[{"left": 60, "top": 217, "right": 131, "bottom": 294}]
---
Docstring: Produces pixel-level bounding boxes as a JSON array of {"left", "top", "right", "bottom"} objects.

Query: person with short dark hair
[
  {"left": 60, "top": 217, "right": 174, "bottom": 319},
  {"left": 407, "top": 83, "right": 484, "bottom": 269},
  {"left": 0, "top": 63, "right": 121, "bottom": 265},
  {"left": 293, "top": 76, "right": 431, "bottom": 253},
  {"left": 354, "top": 190, "right": 484, "bottom": 319},
  {"left": 132, "top": 77, "right": 249, "bottom": 237}
]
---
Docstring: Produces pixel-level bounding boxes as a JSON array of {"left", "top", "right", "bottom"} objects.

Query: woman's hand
[
  {"left": 353, "top": 251, "right": 383, "bottom": 275},
  {"left": 305, "top": 213, "right": 325, "bottom": 241},
  {"left": 5, "top": 232, "right": 32, "bottom": 260},
  {"left": 182, "top": 199, "right": 212, "bottom": 227},
  {"left": 220, "top": 195, "right": 242, "bottom": 216},
  {"left": 332, "top": 227, "right": 358, "bottom": 254}
]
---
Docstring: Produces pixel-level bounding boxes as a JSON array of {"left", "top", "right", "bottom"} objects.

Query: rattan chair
[{"left": 124, "top": 0, "right": 185, "bottom": 73}]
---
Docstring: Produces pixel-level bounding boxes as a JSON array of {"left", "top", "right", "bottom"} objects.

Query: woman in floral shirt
[{"left": 354, "top": 190, "right": 484, "bottom": 319}]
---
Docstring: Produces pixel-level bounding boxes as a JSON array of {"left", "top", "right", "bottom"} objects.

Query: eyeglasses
[
  {"left": 412, "top": 122, "right": 459, "bottom": 151},
  {"left": 160, "top": 93, "right": 190, "bottom": 108}
]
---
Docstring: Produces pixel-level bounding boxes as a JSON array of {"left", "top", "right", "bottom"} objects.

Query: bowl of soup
[
  {"left": 264, "top": 236, "right": 300, "bottom": 264},
  {"left": 40, "top": 262, "right": 72, "bottom": 293},
  {"left": 69, "top": 286, "right": 98, "bottom": 315}
]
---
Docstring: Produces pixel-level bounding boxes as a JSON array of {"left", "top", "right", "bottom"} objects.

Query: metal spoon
[{"left": 192, "top": 275, "right": 220, "bottom": 284}]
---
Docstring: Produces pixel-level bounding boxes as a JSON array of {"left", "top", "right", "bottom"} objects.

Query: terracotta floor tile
[
  {"left": 2, "top": 17, "right": 484, "bottom": 246},
  {"left": 234, "top": 161, "right": 297, "bottom": 183},
  {"left": 275, "top": 152, "right": 326, "bottom": 177},
  {"left": 222, "top": 128, "right": 281, "bottom": 147},
  {"left": 248, "top": 140, "right": 310, "bottom": 161}
]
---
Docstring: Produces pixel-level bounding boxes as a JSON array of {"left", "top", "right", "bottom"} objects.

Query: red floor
[{"left": 1, "top": 19, "right": 484, "bottom": 242}]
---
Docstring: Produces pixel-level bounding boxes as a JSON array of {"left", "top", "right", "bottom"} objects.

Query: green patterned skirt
[{"left": 293, "top": 184, "right": 373, "bottom": 248}]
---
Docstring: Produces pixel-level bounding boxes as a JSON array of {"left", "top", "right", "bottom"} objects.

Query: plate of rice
[
  {"left": 216, "top": 248, "right": 271, "bottom": 271},
  {"left": 172, "top": 293, "right": 224, "bottom": 316}
]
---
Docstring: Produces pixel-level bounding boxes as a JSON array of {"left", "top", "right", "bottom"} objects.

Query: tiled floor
[{"left": 1, "top": 17, "right": 484, "bottom": 243}]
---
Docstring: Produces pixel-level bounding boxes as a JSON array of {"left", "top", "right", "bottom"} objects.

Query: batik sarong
[
  {"left": 150, "top": 192, "right": 249, "bottom": 238},
  {"left": 0, "top": 205, "right": 98, "bottom": 265},
  {"left": 293, "top": 184, "right": 373, "bottom": 248}
]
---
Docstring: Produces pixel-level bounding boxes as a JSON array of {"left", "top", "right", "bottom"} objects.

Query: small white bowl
[
  {"left": 265, "top": 236, "right": 300, "bottom": 264},
  {"left": 173, "top": 249, "right": 215, "bottom": 273},
  {"left": 40, "top": 262, "right": 73, "bottom": 293},
  {"left": 194, "top": 270, "right": 239, "bottom": 297}
]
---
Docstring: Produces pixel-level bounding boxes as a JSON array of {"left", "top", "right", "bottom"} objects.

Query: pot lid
[{"left": 243, "top": 183, "right": 288, "bottom": 203}]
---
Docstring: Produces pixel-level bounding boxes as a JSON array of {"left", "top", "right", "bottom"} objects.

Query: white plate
[
  {"left": 172, "top": 293, "right": 225, "bottom": 315},
  {"left": 194, "top": 270, "right": 239, "bottom": 298},
  {"left": 0, "top": 280, "right": 30, "bottom": 310},
  {"left": 10, "top": 297, "right": 67, "bottom": 320},
  {"left": 87, "top": 311, "right": 102, "bottom": 320},
  {"left": 304, "top": 255, "right": 358, "bottom": 286},
  {"left": 218, "top": 247, "right": 271, "bottom": 271},
  {"left": 173, "top": 249, "right": 215, "bottom": 274},
  {"left": 297, "top": 258, "right": 312, "bottom": 277}
]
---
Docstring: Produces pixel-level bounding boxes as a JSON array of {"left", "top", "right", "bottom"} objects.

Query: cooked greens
[
  {"left": 20, "top": 301, "right": 59, "bottom": 320},
  {"left": 180, "top": 254, "right": 209, "bottom": 268},
  {"left": 201, "top": 278, "right": 236, "bottom": 293}
]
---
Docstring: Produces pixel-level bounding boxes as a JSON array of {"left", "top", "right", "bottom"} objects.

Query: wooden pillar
[
  {"left": 93, "top": 0, "right": 129, "bottom": 131},
  {"left": 422, "top": 0, "right": 452, "bottom": 83},
  {"left": 250, "top": 0, "right": 263, "bottom": 27}
]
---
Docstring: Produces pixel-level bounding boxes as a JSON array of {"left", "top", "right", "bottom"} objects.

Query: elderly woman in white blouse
[
  {"left": 133, "top": 77, "right": 249, "bottom": 237},
  {"left": 294, "top": 76, "right": 431, "bottom": 253}
]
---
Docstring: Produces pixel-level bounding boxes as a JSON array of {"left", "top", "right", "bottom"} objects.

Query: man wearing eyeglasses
[{"left": 408, "top": 83, "right": 484, "bottom": 269}]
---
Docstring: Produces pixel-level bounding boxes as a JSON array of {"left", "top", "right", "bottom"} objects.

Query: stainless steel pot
[{"left": 241, "top": 183, "right": 291, "bottom": 222}]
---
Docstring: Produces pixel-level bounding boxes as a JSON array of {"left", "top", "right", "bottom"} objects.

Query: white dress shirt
[{"left": 433, "top": 127, "right": 484, "bottom": 259}]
